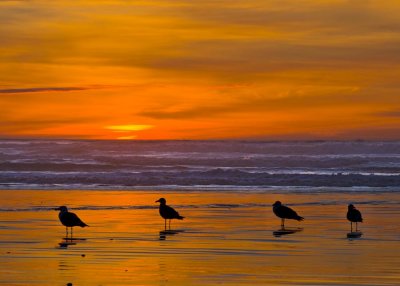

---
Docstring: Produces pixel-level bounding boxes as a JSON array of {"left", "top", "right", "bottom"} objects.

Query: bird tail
[
  {"left": 296, "top": 216, "right": 304, "bottom": 221},
  {"left": 177, "top": 216, "right": 184, "bottom": 220},
  {"left": 80, "top": 222, "right": 89, "bottom": 227}
]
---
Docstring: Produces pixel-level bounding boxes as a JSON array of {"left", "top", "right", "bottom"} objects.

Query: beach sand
[{"left": 1, "top": 190, "right": 400, "bottom": 285}]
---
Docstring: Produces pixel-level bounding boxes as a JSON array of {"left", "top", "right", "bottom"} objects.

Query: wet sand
[{"left": 1, "top": 190, "right": 400, "bottom": 285}]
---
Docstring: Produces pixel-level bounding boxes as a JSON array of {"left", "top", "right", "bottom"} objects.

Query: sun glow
[
  {"left": 105, "top": 125, "right": 154, "bottom": 132},
  {"left": 116, "top": 135, "right": 137, "bottom": 140}
]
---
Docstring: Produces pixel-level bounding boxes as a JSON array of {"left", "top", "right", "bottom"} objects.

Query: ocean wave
[
  {"left": 0, "top": 183, "right": 400, "bottom": 194},
  {"left": 0, "top": 169, "right": 400, "bottom": 188},
  {"left": 1, "top": 140, "right": 400, "bottom": 190},
  {"left": 0, "top": 168, "right": 399, "bottom": 176}
]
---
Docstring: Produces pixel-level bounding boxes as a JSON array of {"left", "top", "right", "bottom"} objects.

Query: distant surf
[{"left": 0, "top": 140, "right": 399, "bottom": 192}]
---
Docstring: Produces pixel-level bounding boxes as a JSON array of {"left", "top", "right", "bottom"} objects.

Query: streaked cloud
[
  {"left": 0, "top": 118, "right": 91, "bottom": 132},
  {"left": 375, "top": 110, "right": 400, "bottom": 117},
  {"left": 137, "top": 86, "right": 373, "bottom": 119},
  {"left": 0, "top": 87, "right": 88, "bottom": 94}
]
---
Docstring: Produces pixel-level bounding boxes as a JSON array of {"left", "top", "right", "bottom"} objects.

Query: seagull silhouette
[
  {"left": 55, "top": 206, "right": 88, "bottom": 239},
  {"left": 155, "top": 198, "right": 184, "bottom": 230},
  {"left": 272, "top": 201, "right": 304, "bottom": 229},
  {"left": 347, "top": 204, "right": 363, "bottom": 232}
]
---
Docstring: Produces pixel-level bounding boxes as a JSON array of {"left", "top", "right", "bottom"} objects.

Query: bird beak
[
  {"left": 54, "top": 207, "right": 60, "bottom": 211},
  {"left": 155, "top": 199, "right": 160, "bottom": 203}
]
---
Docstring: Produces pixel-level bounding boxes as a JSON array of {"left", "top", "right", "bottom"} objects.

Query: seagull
[
  {"left": 347, "top": 204, "right": 363, "bottom": 232},
  {"left": 55, "top": 206, "right": 88, "bottom": 239},
  {"left": 155, "top": 198, "right": 184, "bottom": 230},
  {"left": 272, "top": 201, "right": 304, "bottom": 229}
]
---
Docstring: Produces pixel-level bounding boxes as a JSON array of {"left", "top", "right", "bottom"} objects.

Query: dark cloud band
[{"left": 0, "top": 87, "right": 87, "bottom": 94}]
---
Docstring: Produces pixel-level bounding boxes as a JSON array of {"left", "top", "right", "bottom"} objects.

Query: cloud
[
  {"left": 0, "top": 134, "right": 96, "bottom": 140},
  {"left": 180, "top": 1, "right": 381, "bottom": 29},
  {"left": 137, "top": 87, "right": 367, "bottom": 120},
  {"left": 149, "top": 39, "right": 400, "bottom": 78},
  {"left": 0, "top": 117, "right": 103, "bottom": 132},
  {"left": 375, "top": 111, "right": 400, "bottom": 117},
  {"left": 0, "top": 119, "right": 81, "bottom": 131},
  {"left": 138, "top": 105, "right": 235, "bottom": 119},
  {"left": 0, "top": 86, "right": 89, "bottom": 94},
  {"left": 2, "top": 0, "right": 400, "bottom": 78}
]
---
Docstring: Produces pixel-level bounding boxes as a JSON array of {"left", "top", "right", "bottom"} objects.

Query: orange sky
[{"left": 1, "top": 0, "right": 400, "bottom": 140}]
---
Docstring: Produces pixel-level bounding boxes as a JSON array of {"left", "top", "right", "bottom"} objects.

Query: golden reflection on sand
[{"left": 0, "top": 190, "right": 400, "bottom": 285}]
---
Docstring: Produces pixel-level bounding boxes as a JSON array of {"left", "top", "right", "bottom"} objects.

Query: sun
[
  {"left": 105, "top": 124, "right": 154, "bottom": 132},
  {"left": 104, "top": 124, "right": 153, "bottom": 140}
]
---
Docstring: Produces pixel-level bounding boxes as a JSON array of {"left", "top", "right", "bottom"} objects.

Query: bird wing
[
  {"left": 165, "top": 205, "right": 181, "bottom": 219},
  {"left": 280, "top": 205, "right": 301, "bottom": 219},
  {"left": 347, "top": 209, "right": 363, "bottom": 222},
  {"left": 354, "top": 209, "right": 363, "bottom": 222},
  {"left": 63, "top": 212, "right": 88, "bottom": 227}
]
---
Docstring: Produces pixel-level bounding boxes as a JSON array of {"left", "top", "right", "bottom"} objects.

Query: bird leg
[
  {"left": 281, "top": 218, "right": 285, "bottom": 229},
  {"left": 164, "top": 219, "right": 167, "bottom": 230},
  {"left": 65, "top": 227, "right": 68, "bottom": 239},
  {"left": 169, "top": 219, "right": 171, "bottom": 230},
  {"left": 350, "top": 222, "right": 353, "bottom": 232},
  {"left": 355, "top": 222, "right": 358, "bottom": 232},
  {"left": 71, "top": 227, "right": 73, "bottom": 239}
]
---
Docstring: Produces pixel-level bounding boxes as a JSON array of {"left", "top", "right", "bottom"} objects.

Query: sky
[{"left": 1, "top": 0, "right": 400, "bottom": 140}]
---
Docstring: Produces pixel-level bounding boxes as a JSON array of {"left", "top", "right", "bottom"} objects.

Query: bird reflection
[
  {"left": 273, "top": 228, "right": 303, "bottom": 237},
  {"left": 58, "top": 260, "right": 75, "bottom": 271},
  {"left": 159, "top": 229, "right": 184, "bottom": 241},
  {"left": 58, "top": 240, "right": 76, "bottom": 248},
  {"left": 58, "top": 236, "right": 86, "bottom": 248},
  {"left": 58, "top": 237, "right": 87, "bottom": 248}
]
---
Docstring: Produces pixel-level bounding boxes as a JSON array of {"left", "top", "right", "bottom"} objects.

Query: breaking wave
[{"left": 0, "top": 140, "right": 399, "bottom": 191}]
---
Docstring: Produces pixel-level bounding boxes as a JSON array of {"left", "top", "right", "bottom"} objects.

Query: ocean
[{"left": 0, "top": 140, "right": 399, "bottom": 192}]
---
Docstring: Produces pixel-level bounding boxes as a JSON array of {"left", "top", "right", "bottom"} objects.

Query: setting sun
[{"left": 105, "top": 125, "right": 154, "bottom": 132}]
